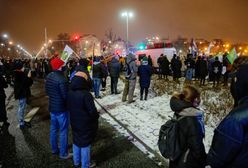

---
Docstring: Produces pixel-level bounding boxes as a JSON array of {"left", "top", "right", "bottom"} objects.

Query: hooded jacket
[
  {"left": 169, "top": 96, "right": 207, "bottom": 168},
  {"left": 67, "top": 76, "right": 99, "bottom": 147},
  {"left": 207, "top": 64, "right": 248, "bottom": 168},
  {"left": 125, "top": 54, "right": 138, "bottom": 80}
]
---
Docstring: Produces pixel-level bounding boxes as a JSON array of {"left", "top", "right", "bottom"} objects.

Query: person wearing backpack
[
  {"left": 122, "top": 53, "right": 138, "bottom": 103},
  {"left": 168, "top": 85, "right": 206, "bottom": 168},
  {"left": 211, "top": 57, "right": 222, "bottom": 87}
]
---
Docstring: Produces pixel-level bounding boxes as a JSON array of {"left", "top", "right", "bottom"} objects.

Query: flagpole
[{"left": 91, "top": 43, "right": 95, "bottom": 78}]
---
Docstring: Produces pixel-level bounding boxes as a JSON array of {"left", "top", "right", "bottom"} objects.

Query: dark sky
[{"left": 0, "top": 0, "right": 247, "bottom": 52}]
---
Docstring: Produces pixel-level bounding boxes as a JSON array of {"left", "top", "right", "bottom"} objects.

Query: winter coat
[
  {"left": 45, "top": 71, "right": 68, "bottom": 113},
  {"left": 138, "top": 62, "right": 152, "bottom": 88},
  {"left": 212, "top": 60, "right": 222, "bottom": 75},
  {"left": 195, "top": 58, "right": 201, "bottom": 78},
  {"left": 161, "top": 57, "right": 170, "bottom": 75},
  {"left": 199, "top": 59, "right": 208, "bottom": 77},
  {"left": 207, "top": 97, "right": 248, "bottom": 168},
  {"left": 92, "top": 62, "right": 103, "bottom": 78},
  {"left": 67, "top": 76, "right": 99, "bottom": 147},
  {"left": 0, "top": 75, "right": 8, "bottom": 98},
  {"left": 108, "top": 58, "right": 120, "bottom": 78},
  {"left": 101, "top": 62, "right": 109, "bottom": 78},
  {"left": 126, "top": 54, "right": 138, "bottom": 80},
  {"left": 169, "top": 96, "right": 207, "bottom": 168},
  {"left": 14, "top": 70, "right": 33, "bottom": 99},
  {"left": 171, "top": 58, "right": 182, "bottom": 78},
  {"left": 184, "top": 58, "right": 195, "bottom": 69}
]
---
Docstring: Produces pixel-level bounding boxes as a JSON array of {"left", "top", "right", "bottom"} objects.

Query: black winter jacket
[
  {"left": 108, "top": 58, "right": 120, "bottom": 78},
  {"left": 207, "top": 97, "right": 248, "bottom": 168},
  {"left": 45, "top": 71, "right": 68, "bottom": 113},
  {"left": 169, "top": 96, "right": 207, "bottom": 168},
  {"left": 0, "top": 75, "right": 8, "bottom": 98},
  {"left": 92, "top": 62, "right": 103, "bottom": 78},
  {"left": 67, "top": 76, "right": 99, "bottom": 147},
  {"left": 14, "top": 70, "right": 33, "bottom": 99}
]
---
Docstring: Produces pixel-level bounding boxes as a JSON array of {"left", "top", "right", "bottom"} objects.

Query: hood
[
  {"left": 70, "top": 76, "right": 90, "bottom": 91},
  {"left": 179, "top": 107, "right": 203, "bottom": 117},
  {"left": 126, "top": 53, "right": 136, "bottom": 63},
  {"left": 111, "top": 57, "right": 119, "bottom": 64},
  {"left": 170, "top": 96, "right": 193, "bottom": 112}
]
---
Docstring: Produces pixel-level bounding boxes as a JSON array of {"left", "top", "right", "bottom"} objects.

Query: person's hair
[{"left": 173, "top": 85, "right": 200, "bottom": 103}]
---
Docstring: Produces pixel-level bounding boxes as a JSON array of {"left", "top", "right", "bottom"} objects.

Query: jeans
[
  {"left": 185, "top": 68, "right": 193, "bottom": 80},
  {"left": 50, "top": 112, "right": 69, "bottom": 158},
  {"left": 17, "top": 98, "right": 27, "bottom": 126},
  {"left": 93, "top": 78, "right": 101, "bottom": 97},
  {"left": 73, "top": 144, "right": 91, "bottom": 168}
]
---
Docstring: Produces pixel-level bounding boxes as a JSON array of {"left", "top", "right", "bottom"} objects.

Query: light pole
[{"left": 121, "top": 11, "right": 133, "bottom": 54}]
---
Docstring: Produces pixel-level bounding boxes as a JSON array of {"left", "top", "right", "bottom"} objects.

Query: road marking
[{"left": 24, "top": 107, "right": 40, "bottom": 122}]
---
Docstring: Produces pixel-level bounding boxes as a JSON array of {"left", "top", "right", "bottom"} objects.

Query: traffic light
[{"left": 74, "top": 35, "right": 79, "bottom": 41}]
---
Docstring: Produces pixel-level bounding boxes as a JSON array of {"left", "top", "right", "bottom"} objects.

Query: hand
[{"left": 27, "top": 70, "right": 32, "bottom": 78}]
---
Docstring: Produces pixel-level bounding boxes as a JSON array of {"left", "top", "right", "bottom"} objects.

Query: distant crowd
[{"left": 1, "top": 53, "right": 248, "bottom": 168}]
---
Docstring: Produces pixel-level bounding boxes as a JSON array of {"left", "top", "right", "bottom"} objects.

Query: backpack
[
  {"left": 125, "top": 61, "right": 132, "bottom": 79},
  {"left": 158, "top": 116, "right": 185, "bottom": 161}
]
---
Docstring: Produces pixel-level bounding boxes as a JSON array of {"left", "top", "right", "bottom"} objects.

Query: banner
[
  {"left": 60, "top": 45, "right": 74, "bottom": 63},
  {"left": 227, "top": 48, "right": 237, "bottom": 64}
]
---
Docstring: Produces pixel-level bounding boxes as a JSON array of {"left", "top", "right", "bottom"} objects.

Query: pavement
[{"left": 0, "top": 79, "right": 161, "bottom": 168}]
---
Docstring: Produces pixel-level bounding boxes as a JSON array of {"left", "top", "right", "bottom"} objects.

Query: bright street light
[
  {"left": 121, "top": 11, "right": 133, "bottom": 53},
  {"left": 0, "top": 43, "right": 4, "bottom": 47},
  {"left": 9, "top": 41, "right": 13, "bottom": 45},
  {"left": 2, "top": 34, "right": 8, "bottom": 39}
]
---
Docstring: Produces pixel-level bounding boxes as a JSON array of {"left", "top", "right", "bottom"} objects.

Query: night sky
[{"left": 0, "top": 0, "right": 247, "bottom": 52}]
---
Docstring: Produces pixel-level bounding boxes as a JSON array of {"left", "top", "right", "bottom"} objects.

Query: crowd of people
[
  {"left": 0, "top": 52, "right": 248, "bottom": 168},
  {"left": 156, "top": 53, "right": 232, "bottom": 87}
]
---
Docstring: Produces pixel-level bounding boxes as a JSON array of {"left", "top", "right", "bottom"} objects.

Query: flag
[
  {"left": 189, "top": 38, "right": 198, "bottom": 56},
  {"left": 60, "top": 45, "right": 74, "bottom": 63},
  {"left": 227, "top": 48, "right": 237, "bottom": 64}
]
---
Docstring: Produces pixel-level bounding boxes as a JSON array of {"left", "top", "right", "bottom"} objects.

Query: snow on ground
[{"left": 96, "top": 77, "right": 215, "bottom": 161}]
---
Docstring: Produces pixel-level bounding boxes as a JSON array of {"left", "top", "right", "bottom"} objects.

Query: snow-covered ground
[{"left": 96, "top": 77, "right": 216, "bottom": 163}]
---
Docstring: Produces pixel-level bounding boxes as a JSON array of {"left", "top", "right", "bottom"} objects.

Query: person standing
[
  {"left": 68, "top": 71, "right": 99, "bottom": 168},
  {"left": 169, "top": 85, "right": 206, "bottom": 168},
  {"left": 161, "top": 55, "right": 170, "bottom": 79},
  {"left": 199, "top": 56, "right": 208, "bottom": 86},
  {"left": 212, "top": 57, "right": 222, "bottom": 87},
  {"left": 0, "top": 72, "right": 9, "bottom": 126},
  {"left": 108, "top": 56, "right": 121, "bottom": 94},
  {"left": 45, "top": 57, "right": 71, "bottom": 159},
  {"left": 122, "top": 54, "right": 138, "bottom": 103},
  {"left": 138, "top": 57, "right": 152, "bottom": 100},
  {"left": 207, "top": 62, "right": 248, "bottom": 168},
  {"left": 92, "top": 57, "right": 103, "bottom": 98},
  {"left": 13, "top": 61, "right": 33, "bottom": 129},
  {"left": 157, "top": 54, "right": 163, "bottom": 79}
]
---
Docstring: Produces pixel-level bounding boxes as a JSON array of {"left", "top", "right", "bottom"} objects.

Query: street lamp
[
  {"left": 121, "top": 11, "right": 133, "bottom": 53},
  {"left": 2, "top": 34, "right": 8, "bottom": 39}
]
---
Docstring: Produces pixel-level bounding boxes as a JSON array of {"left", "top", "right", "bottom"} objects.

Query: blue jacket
[
  {"left": 45, "top": 71, "right": 68, "bottom": 113},
  {"left": 138, "top": 63, "right": 152, "bottom": 88},
  {"left": 67, "top": 76, "right": 99, "bottom": 147},
  {"left": 207, "top": 97, "right": 248, "bottom": 168}
]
